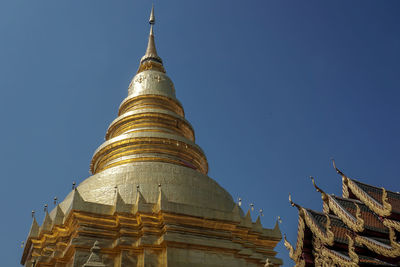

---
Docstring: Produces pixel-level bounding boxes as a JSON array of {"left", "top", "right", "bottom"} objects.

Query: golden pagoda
[
  {"left": 21, "top": 7, "right": 282, "bottom": 267},
  {"left": 284, "top": 161, "right": 400, "bottom": 266}
]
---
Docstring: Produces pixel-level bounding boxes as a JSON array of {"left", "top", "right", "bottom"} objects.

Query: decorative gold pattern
[
  {"left": 388, "top": 227, "right": 400, "bottom": 249},
  {"left": 347, "top": 234, "right": 359, "bottom": 264},
  {"left": 328, "top": 196, "right": 364, "bottom": 232},
  {"left": 284, "top": 215, "right": 305, "bottom": 262},
  {"left": 137, "top": 60, "right": 165, "bottom": 74},
  {"left": 311, "top": 176, "right": 364, "bottom": 232},
  {"left": 289, "top": 193, "right": 334, "bottom": 247},
  {"left": 355, "top": 235, "right": 400, "bottom": 257},
  {"left": 302, "top": 209, "right": 334, "bottom": 246},
  {"left": 345, "top": 177, "right": 391, "bottom": 217},
  {"left": 342, "top": 176, "right": 350, "bottom": 198},
  {"left": 382, "top": 187, "right": 392, "bottom": 213},
  {"left": 383, "top": 219, "right": 400, "bottom": 250},
  {"left": 383, "top": 218, "right": 400, "bottom": 232},
  {"left": 288, "top": 161, "right": 400, "bottom": 266},
  {"left": 312, "top": 235, "right": 358, "bottom": 267},
  {"left": 23, "top": 209, "right": 282, "bottom": 266}
]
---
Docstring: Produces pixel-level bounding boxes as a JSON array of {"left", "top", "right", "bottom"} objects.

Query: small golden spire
[
  {"left": 138, "top": 5, "right": 165, "bottom": 73},
  {"left": 149, "top": 4, "right": 155, "bottom": 25},
  {"left": 141, "top": 5, "right": 162, "bottom": 64}
]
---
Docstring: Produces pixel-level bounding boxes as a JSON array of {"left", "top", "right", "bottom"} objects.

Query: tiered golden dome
[
  {"left": 90, "top": 8, "right": 208, "bottom": 175},
  {"left": 21, "top": 7, "right": 283, "bottom": 266}
]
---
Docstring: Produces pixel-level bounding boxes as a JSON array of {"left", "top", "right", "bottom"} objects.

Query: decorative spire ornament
[
  {"left": 149, "top": 4, "right": 155, "bottom": 25},
  {"left": 136, "top": 5, "right": 165, "bottom": 74},
  {"left": 140, "top": 5, "right": 162, "bottom": 66},
  {"left": 259, "top": 209, "right": 264, "bottom": 217}
]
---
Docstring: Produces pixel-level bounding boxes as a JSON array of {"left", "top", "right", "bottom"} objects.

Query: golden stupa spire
[
  {"left": 89, "top": 6, "right": 208, "bottom": 175},
  {"left": 138, "top": 5, "right": 165, "bottom": 73}
]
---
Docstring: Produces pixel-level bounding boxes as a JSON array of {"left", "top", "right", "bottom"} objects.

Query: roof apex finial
[
  {"left": 138, "top": 4, "right": 164, "bottom": 72},
  {"left": 149, "top": 4, "right": 155, "bottom": 25}
]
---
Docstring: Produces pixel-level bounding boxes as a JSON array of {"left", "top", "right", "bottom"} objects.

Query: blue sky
[{"left": 1, "top": 1, "right": 400, "bottom": 266}]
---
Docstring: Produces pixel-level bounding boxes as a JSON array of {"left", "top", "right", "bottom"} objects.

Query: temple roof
[
  {"left": 330, "top": 194, "right": 387, "bottom": 233},
  {"left": 285, "top": 164, "right": 400, "bottom": 266},
  {"left": 350, "top": 179, "right": 400, "bottom": 214}
]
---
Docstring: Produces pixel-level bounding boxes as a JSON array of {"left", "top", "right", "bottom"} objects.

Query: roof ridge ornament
[
  {"left": 288, "top": 194, "right": 301, "bottom": 210},
  {"left": 290, "top": 193, "right": 335, "bottom": 246},
  {"left": 332, "top": 158, "right": 345, "bottom": 176},
  {"left": 310, "top": 176, "right": 328, "bottom": 202},
  {"left": 311, "top": 176, "right": 365, "bottom": 232},
  {"left": 310, "top": 176, "right": 331, "bottom": 214}
]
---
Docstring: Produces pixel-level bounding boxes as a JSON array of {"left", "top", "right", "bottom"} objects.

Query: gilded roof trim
[
  {"left": 289, "top": 194, "right": 335, "bottom": 246},
  {"left": 311, "top": 177, "right": 364, "bottom": 232},
  {"left": 333, "top": 160, "right": 392, "bottom": 217},
  {"left": 313, "top": 235, "right": 358, "bottom": 267},
  {"left": 346, "top": 176, "right": 392, "bottom": 217},
  {"left": 302, "top": 208, "right": 335, "bottom": 246},
  {"left": 283, "top": 214, "right": 305, "bottom": 264},
  {"left": 383, "top": 219, "right": 400, "bottom": 250},
  {"left": 328, "top": 196, "right": 364, "bottom": 232},
  {"left": 355, "top": 235, "right": 400, "bottom": 257},
  {"left": 384, "top": 218, "right": 400, "bottom": 232}
]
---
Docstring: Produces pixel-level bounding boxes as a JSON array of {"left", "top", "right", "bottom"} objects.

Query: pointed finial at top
[
  {"left": 138, "top": 5, "right": 164, "bottom": 73},
  {"left": 331, "top": 158, "right": 345, "bottom": 176},
  {"left": 149, "top": 4, "right": 155, "bottom": 25}
]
